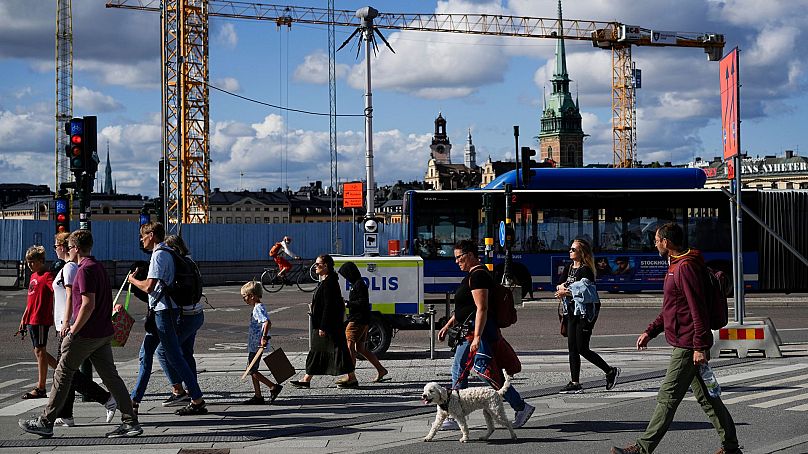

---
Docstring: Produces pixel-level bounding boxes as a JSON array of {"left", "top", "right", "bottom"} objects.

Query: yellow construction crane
[
  {"left": 56, "top": 0, "right": 73, "bottom": 191},
  {"left": 106, "top": 0, "right": 725, "bottom": 225}
]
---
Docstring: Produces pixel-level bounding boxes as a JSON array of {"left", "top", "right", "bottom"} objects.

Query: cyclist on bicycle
[{"left": 269, "top": 236, "right": 299, "bottom": 284}]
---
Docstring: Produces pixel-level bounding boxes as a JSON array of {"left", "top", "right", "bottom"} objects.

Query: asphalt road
[{"left": 2, "top": 285, "right": 807, "bottom": 368}]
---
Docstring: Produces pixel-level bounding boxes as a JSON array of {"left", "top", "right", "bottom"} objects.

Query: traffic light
[
  {"left": 83, "top": 116, "right": 98, "bottom": 174},
  {"left": 65, "top": 118, "right": 86, "bottom": 173},
  {"left": 64, "top": 116, "right": 98, "bottom": 175},
  {"left": 55, "top": 196, "right": 70, "bottom": 233},
  {"left": 521, "top": 146, "right": 537, "bottom": 187}
]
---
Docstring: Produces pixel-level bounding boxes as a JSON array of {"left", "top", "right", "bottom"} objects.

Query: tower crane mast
[
  {"left": 56, "top": 0, "right": 73, "bottom": 192},
  {"left": 107, "top": 0, "right": 724, "bottom": 217}
]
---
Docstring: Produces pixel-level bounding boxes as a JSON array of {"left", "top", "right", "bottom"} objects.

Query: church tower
[
  {"left": 538, "top": 0, "right": 584, "bottom": 168},
  {"left": 103, "top": 142, "right": 114, "bottom": 195},
  {"left": 430, "top": 112, "right": 452, "bottom": 164},
  {"left": 464, "top": 128, "right": 477, "bottom": 169}
]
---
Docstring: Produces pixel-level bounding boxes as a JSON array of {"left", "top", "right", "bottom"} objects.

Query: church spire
[
  {"left": 554, "top": 0, "right": 568, "bottom": 80},
  {"left": 464, "top": 128, "right": 477, "bottom": 169},
  {"left": 104, "top": 141, "right": 114, "bottom": 195}
]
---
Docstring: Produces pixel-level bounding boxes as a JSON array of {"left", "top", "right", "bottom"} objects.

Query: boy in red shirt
[{"left": 19, "top": 245, "right": 57, "bottom": 399}]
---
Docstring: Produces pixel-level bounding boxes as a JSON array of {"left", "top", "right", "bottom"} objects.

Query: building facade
[{"left": 690, "top": 150, "right": 808, "bottom": 189}]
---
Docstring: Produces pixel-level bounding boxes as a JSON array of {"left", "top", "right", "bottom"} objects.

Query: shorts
[
  {"left": 273, "top": 256, "right": 292, "bottom": 273},
  {"left": 345, "top": 321, "right": 369, "bottom": 344},
  {"left": 27, "top": 324, "right": 50, "bottom": 348},
  {"left": 246, "top": 351, "right": 261, "bottom": 375}
]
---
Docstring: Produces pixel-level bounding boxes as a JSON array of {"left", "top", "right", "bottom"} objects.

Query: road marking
[
  {"left": 604, "top": 391, "right": 658, "bottom": 399},
  {"left": 0, "top": 379, "right": 27, "bottom": 390},
  {"left": 685, "top": 372, "right": 808, "bottom": 402},
  {"left": 718, "top": 363, "right": 808, "bottom": 385},
  {"left": 722, "top": 378, "right": 808, "bottom": 405},
  {"left": 0, "top": 398, "right": 48, "bottom": 416},
  {"left": 268, "top": 306, "right": 291, "bottom": 315},
  {"left": 786, "top": 402, "right": 808, "bottom": 411},
  {"left": 0, "top": 362, "right": 36, "bottom": 370},
  {"left": 751, "top": 387, "right": 808, "bottom": 408}
]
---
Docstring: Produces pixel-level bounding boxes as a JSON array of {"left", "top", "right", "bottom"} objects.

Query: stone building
[{"left": 690, "top": 150, "right": 808, "bottom": 189}]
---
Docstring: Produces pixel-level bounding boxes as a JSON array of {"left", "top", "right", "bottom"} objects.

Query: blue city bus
[{"left": 402, "top": 168, "right": 761, "bottom": 295}]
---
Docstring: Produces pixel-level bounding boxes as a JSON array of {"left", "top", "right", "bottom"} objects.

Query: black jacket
[
  {"left": 338, "top": 261, "right": 370, "bottom": 325},
  {"left": 310, "top": 271, "right": 344, "bottom": 335}
]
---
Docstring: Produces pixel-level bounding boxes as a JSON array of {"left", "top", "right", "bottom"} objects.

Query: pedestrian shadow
[{"left": 546, "top": 420, "right": 716, "bottom": 433}]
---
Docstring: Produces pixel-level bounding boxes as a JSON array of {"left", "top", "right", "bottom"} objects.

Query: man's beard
[{"left": 658, "top": 249, "right": 669, "bottom": 260}]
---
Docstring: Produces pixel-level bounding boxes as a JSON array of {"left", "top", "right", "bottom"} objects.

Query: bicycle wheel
[
  {"left": 260, "top": 269, "right": 283, "bottom": 293},
  {"left": 297, "top": 263, "right": 319, "bottom": 292}
]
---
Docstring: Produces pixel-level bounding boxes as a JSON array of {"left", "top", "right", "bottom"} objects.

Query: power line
[{"left": 203, "top": 80, "right": 364, "bottom": 117}]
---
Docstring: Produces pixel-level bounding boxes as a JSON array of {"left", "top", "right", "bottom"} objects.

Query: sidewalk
[
  {"left": 521, "top": 292, "right": 808, "bottom": 308},
  {"left": 3, "top": 342, "right": 791, "bottom": 453}
]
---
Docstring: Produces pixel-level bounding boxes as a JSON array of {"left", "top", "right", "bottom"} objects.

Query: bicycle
[{"left": 260, "top": 259, "right": 319, "bottom": 293}]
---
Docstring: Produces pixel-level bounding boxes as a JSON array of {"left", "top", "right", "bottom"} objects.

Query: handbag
[
  {"left": 263, "top": 347, "right": 296, "bottom": 384},
  {"left": 447, "top": 313, "right": 473, "bottom": 352},
  {"left": 557, "top": 300, "right": 568, "bottom": 338},
  {"left": 111, "top": 282, "right": 135, "bottom": 347}
]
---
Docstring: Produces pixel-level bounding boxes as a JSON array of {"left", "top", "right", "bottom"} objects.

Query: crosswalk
[
  {"left": 594, "top": 363, "right": 808, "bottom": 413},
  {"left": 1, "top": 354, "right": 807, "bottom": 418}
]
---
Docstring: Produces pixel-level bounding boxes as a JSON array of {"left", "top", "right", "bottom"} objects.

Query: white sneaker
[
  {"left": 440, "top": 418, "right": 459, "bottom": 431},
  {"left": 513, "top": 402, "right": 535, "bottom": 428},
  {"left": 104, "top": 396, "right": 118, "bottom": 423},
  {"left": 55, "top": 417, "right": 75, "bottom": 427}
]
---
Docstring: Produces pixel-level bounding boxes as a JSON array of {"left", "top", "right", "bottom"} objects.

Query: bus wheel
[{"left": 366, "top": 315, "right": 392, "bottom": 358}]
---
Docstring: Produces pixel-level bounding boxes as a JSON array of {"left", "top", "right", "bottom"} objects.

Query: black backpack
[{"left": 157, "top": 246, "right": 203, "bottom": 308}]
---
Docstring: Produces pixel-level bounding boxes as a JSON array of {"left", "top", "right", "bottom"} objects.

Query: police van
[{"left": 332, "top": 256, "right": 426, "bottom": 356}]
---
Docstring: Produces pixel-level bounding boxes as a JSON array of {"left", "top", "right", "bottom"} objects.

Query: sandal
[
  {"left": 372, "top": 369, "right": 391, "bottom": 383},
  {"left": 22, "top": 388, "right": 47, "bottom": 399}
]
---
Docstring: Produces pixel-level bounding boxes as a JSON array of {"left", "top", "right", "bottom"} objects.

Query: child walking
[
  {"left": 19, "top": 245, "right": 57, "bottom": 399},
  {"left": 241, "top": 281, "right": 282, "bottom": 405}
]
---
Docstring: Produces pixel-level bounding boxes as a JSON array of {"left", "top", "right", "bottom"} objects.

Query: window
[
  {"left": 255, "top": 217, "right": 260, "bottom": 223},
  {"left": 226, "top": 217, "right": 232, "bottom": 223},
  {"left": 216, "top": 217, "right": 223, "bottom": 223},
  {"left": 273, "top": 217, "right": 279, "bottom": 223},
  {"left": 245, "top": 217, "right": 252, "bottom": 223},
  {"left": 236, "top": 217, "right": 243, "bottom": 224}
]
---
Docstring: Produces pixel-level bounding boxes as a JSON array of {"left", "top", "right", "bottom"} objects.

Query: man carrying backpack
[
  {"left": 128, "top": 222, "right": 207, "bottom": 416},
  {"left": 611, "top": 223, "right": 741, "bottom": 454},
  {"left": 269, "top": 236, "right": 299, "bottom": 284}
]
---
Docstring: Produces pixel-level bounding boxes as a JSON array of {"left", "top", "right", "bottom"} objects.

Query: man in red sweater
[{"left": 611, "top": 223, "right": 741, "bottom": 454}]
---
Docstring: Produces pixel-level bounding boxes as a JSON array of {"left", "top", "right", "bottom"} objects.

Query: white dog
[{"left": 422, "top": 372, "right": 517, "bottom": 443}]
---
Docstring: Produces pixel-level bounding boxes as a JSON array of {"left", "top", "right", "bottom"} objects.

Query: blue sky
[{"left": 1, "top": 0, "right": 807, "bottom": 197}]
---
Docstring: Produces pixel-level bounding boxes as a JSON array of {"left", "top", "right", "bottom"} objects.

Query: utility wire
[{"left": 204, "top": 80, "right": 364, "bottom": 117}]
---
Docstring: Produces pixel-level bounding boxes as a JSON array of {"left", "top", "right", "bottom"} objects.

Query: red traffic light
[
  {"left": 57, "top": 225, "right": 67, "bottom": 233},
  {"left": 56, "top": 213, "right": 67, "bottom": 222},
  {"left": 71, "top": 135, "right": 82, "bottom": 144}
]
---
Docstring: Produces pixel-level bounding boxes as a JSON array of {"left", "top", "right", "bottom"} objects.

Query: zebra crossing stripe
[
  {"left": 722, "top": 377, "right": 808, "bottom": 405},
  {"left": 751, "top": 387, "right": 808, "bottom": 409},
  {"left": 684, "top": 372, "right": 808, "bottom": 403},
  {"left": 0, "top": 398, "right": 47, "bottom": 416},
  {"left": 0, "top": 379, "right": 27, "bottom": 390}
]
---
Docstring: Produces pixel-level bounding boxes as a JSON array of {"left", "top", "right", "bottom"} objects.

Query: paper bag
[{"left": 263, "top": 348, "right": 295, "bottom": 384}]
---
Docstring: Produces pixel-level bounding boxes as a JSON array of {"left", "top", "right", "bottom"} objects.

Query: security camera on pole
[{"left": 338, "top": 6, "right": 394, "bottom": 256}]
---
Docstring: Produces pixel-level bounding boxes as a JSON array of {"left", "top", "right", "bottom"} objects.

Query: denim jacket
[{"left": 562, "top": 278, "right": 600, "bottom": 322}]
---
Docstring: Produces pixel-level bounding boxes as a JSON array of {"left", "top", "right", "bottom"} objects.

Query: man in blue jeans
[{"left": 128, "top": 222, "right": 207, "bottom": 416}]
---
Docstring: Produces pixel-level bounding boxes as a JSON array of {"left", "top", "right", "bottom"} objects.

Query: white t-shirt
[{"left": 53, "top": 261, "right": 78, "bottom": 332}]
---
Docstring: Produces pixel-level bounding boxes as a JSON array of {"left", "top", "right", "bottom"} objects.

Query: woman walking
[
  {"left": 290, "top": 254, "right": 354, "bottom": 388},
  {"left": 336, "top": 261, "right": 388, "bottom": 386},
  {"left": 555, "top": 238, "right": 620, "bottom": 394}
]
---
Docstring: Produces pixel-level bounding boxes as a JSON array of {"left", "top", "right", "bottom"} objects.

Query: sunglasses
[
  {"left": 454, "top": 251, "right": 469, "bottom": 261},
  {"left": 569, "top": 247, "right": 577, "bottom": 252},
  {"left": 68, "top": 245, "right": 78, "bottom": 250}
]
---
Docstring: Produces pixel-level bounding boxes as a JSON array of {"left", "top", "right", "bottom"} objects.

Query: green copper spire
[{"left": 553, "top": 0, "right": 568, "bottom": 82}]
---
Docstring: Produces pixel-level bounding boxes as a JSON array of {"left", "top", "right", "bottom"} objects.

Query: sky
[{"left": 1, "top": 0, "right": 807, "bottom": 198}]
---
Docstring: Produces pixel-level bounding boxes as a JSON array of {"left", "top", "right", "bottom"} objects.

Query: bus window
[
  {"left": 537, "top": 208, "right": 593, "bottom": 251},
  {"left": 599, "top": 209, "right": 624, "bottom": 251},
  {"left": 688, "top": 207, "right": 731, "bottom": 251}
]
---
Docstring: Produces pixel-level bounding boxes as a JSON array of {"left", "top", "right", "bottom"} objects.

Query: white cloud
[
  {"left": 74, "top": 86, "right": 123, "bottom": 112},
  {"left": 216, "top": 23, "right": 238, "bottom": 48},
  {"left": 213, "top": 77, "right": 241, "bottom": 93},
  {"left": 293, "top": 51, "right": 350, "bottom": 84}
]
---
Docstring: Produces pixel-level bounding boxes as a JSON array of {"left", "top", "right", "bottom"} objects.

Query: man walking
[
  {"left": 19, "top": 230, "right": 141, "bottom": 438},
  {"left": 611, "top": 223, "right": 741, "bottom": 454},
  {"left": 128, "top": 222, "right": 207, "bottom": 415}
]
